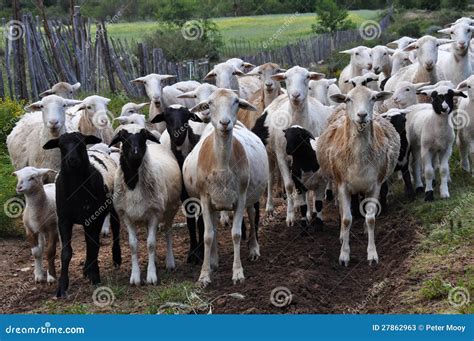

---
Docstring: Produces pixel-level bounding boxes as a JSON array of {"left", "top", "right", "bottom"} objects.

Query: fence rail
[{"left": 0, "top": 8, "right": 392, "bottom": 102}]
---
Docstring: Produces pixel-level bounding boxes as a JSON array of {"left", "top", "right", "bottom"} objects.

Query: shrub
[{"left": 312, "top": 0, "right": 355, "bottom": 34}]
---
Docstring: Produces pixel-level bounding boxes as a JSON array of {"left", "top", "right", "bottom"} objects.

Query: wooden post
[
  {"left": 12, "top": 0, "right": 28, "bottom": 100},
  {"left": 99, "top": 21, "right": 117, "bottom": 93}
]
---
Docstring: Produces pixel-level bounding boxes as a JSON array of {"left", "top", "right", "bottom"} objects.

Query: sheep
[
  {"left": 371, "top": 45, "right": 396, "bottom": 80},
  {"left": 120, "top": 102, "right": 149, "bottom": 117},
  {"left": 39, "top": 81, "right": 81, "bottom": 98},
  {"left": 162, "top": 80, "right": 201, "bottom": 109},
  {"left": 252, "top": 66, "right": 332, "bottom": 226},
  {"left": 7, "top": 95, "right": 82, "bottom": 181},
  {"left": 130, "top": 73, "right": 176, "bottom": 132},
  {"left": 317, "top": 86, "right": 400, "bottom": 265},
  {"left": 374, "top": 81, "right": 429, "bottom": 114},
  {"left": 67, "top": 95, "right": 114, "bottom": 144},
  {"left": 176, "top": 83, "right": 218, "bottom": 129},
  {"left": 346, "top": 72, "right": 380, "bottom": 90},
  {"left": 390, "top": 50, "right": 414, "bottom": 76},
  {"left": 384, "top": 36, "right": 454, "bottom": 92},
  {"left": 454, "top": 76, "right": 474, "bottom": 175},
  {"left": 226, "top": 58, "right": 256, "bottom": 73},
  {"left": 437, "top": 22, "right": 474, "bottom": 86},
  {"left": 308, "top": 78, "right": 340, "bottom": 106},
  {"left": 405, "top": 85, "right": 466, "bottom": 201},
  {"left": 109, "top": 125, "right": 181, "bottom": 285},
  {"left": 283, "top": 126, "right": 327, "bottom": 228},
  {"left": 183, "top": 88, "right": 269, "bottom": 286},
  {"left": 386, "top": 36, "right": 417, "bottom": 50},
  {"left": 43, "top": 132, "right": 122, "bottom": 297},
  {"left": 338, "top": 46, "right": 373, "bottom": 93},
  {"left": 12, "top": 167, "right": 58, "bottom": 283}
]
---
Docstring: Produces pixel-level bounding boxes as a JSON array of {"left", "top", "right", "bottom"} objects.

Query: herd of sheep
[{"left": 5, "top": 17, "right": 474, "bottom": 298}]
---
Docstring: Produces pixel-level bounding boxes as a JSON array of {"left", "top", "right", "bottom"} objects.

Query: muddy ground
[{"left": 0, "top": 197, "right": 420, "bottom": 314}]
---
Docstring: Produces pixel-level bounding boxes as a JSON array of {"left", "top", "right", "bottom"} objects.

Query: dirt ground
[{"left": 0, "top": 197, "right": 421, "bottom": 314}]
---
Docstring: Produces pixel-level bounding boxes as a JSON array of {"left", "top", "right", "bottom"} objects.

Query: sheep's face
[
  {"left": 308, "top": 79, "right": 336, "bottom": 104},
  {"left": 419, "top": 88, "right": 466, "bottom": 115},
  {"left": 80, "top": 96, "right": 112, "bottom": 130},
  {"left": 331, "top": 87, "right": 392, "bottom": 126},
  {"left": 43, "top": 132, "right": 102, "bottom": 171},
  {"left": 283, "top": 126, "right": 313, "bottom": 156},
  {"left": 226, "top": 58, "right": 255, "bottom": 73},
  {"left": 456, "top": 75, "right": 474, "bottom": 98},
  {"left": 177, "top": 83, "right": 218, "bottom": 122},
  {"left": 439, "top": 23, "right": 474, "bottom": 53},
  {"left": 151, "top": 105, "right": 202, "bottom": 146},
  {"left": 371, "top": 46, "right": 394, "bottom": 75},
  {"left": 25, "top": 95, "right": 82, "bottom": 132},
  {"left": 387, "top": 36, "right": 416, "bottom": 50},
  {"left": 347, "top": 73, "right": 378, "bottom": 89},
  {"left": 115, "top": 114, "right": 146, "bottom": 128},
  {"left": 204, "top": 63, "right": 244, "bottom": 91},
  {"left": 391, "top": 51, "right": 412, "bottom": 74},
  {"left": 392, "top": 82, "right": 428, "bottom": 107},
  {"left": 248, "top": 63, "right": 285, "bottom": 94},
  {"left": 131, "top": 74, "right": 175, "bottom": 109},
  {"left": 341, "top": 47, "right": 373, "bottom": 71},
  {"left": 272, "top": 66, "right": 325, "bottom": 106},
  {"left": 120, "top": 102, "right": 149, "bottom": 117},
  {"left": 380, "top": 109, "right": 409, "bottom": 135},
  {"left": 404, "top": 36, "right": 453, "bottom": 72},
  {"left": 191, "top": 89, "right": 256, "bottom": 136},
  {"left": 39, "top": 82, "right": 81, "bottom": 99},
  {"left": 13, "top": 167, "right": 55, "bottom": 194}
]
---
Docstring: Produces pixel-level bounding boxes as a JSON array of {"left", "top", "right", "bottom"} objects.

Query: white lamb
[
  {"left": 338, "top": 46, "right": 373, "bottom": 94},
  {"left": 308, "top": 78, "right": 341, "bottom": 106},
  {"left": 120, "top": 102, "right": 149, "bottom": 117},
  {"left": 39, "top": 81, "right": 81, "bottom": 98},
  {"left": 455, "top": 75, "right": 474, "bottom": 175}
]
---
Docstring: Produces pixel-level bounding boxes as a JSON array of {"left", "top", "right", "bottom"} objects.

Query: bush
[
  {"left": 312, "top": 0, "right": 355, "bottom": 34},
  {"left": 397, "top": 21, "right": 422, "bottom": 37}
]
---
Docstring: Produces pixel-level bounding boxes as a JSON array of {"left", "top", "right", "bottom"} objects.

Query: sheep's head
[
  {"left": 177, "top": 83, "right": 218, "bottom": 122},
  {"left": 380, "top": 108, "right": 410, "bottom": 135},
  {"left": 191, "top": 88, "right": 256, "bottom": 136},
  {"left": 371, "top": 46, "right": 395, "bottom": 75},
  {"left": 404, "top": 35, "right": 454, "bottom": 72},
  {"left": 204, "top": 63, "right": 244, "bottom": 91},
  {"left": 225, "top": 58, "right": 255, "bottom": 73},
  {"left": 25, "top": 95, "right": 82, "bottom": 133},
  {"left": 392, "top": 81, "right": 429, "bottom": 107},
  {"left": 247, "top": 63, "right": 286, "bottom": 94},
  {"left": 438, "top": 23, "right": 474, "bottom": 54},
  {"left": 272, "top": 66, "right": 325, "bottom": 106},
  {"left": 386, "top": 36, "right": 417, "bottom": 50},
  {"left": 75, "top": 95, "right": 112, "bottom": 130},
  {"left": 391, "top": 50, "right": 413, "bottom": 74},
  {"left": 417, "top": 85, "right": 466, "bottom": 115},
  {"left": 151, "top": 104, "right": 203, "bottom": 146},
  {"left": 283, "top": 125, "right": 317, "bottom": 157},
  {"left": 308, "top": 78, "right": 337, "bottom": 105},
  {"left": 330, "top": 86, "right": 392, "bottom": 126},
  {"left": 43, "top": 132, "right": 102, "bottom": 171},
  {"left": 456, "top": 75, "right": 474, "bottom": 98},
  {"left": 131, "top": 74, "right": 176, "bottom": 109},
  {"left": 115, "top": 114, "right": 147, "bottom": 128},
  {"left": 12, "top": 167, "right": 57, "bottom": 194},
  {"left": 340, "top": 46, "right": 373, "bottom": 71},
  {"left": 120, "top": 102, "right": 149, "bottom": 117},
  {"left": 39, "top": 82, "right": 81, "bottom": 99},
  {"left": 347, "top": 72, "right": 379, "bottom": 89}
]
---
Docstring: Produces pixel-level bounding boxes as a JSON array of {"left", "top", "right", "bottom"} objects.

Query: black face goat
[{"left": 43, "top": 132, "right": 121, "bottom": 298}]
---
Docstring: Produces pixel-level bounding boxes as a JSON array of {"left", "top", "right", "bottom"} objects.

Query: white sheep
[
  {"left": 455, "top": 75, "right": 474, "bottom": 175},
  {"left": 162, "top": 80, "right": 201, "bottom": 109},
  {"left": 308, "top": 78, "right": 340, "bottom": 106},
  {"left": 374, "top": 81, "right": 429, "bottom": 114},
  {"left": 13, "top": 167, "right": 58, "bottom": 283},
  {"left": 67, "top": 95, "right": 114, "bottom": 144},
  {"left": 371, "top": 45, "right": 396, "bottom": 80},
  {"left": 317, "top": 86, "right": 400, "bottom": 265},
  {"left": 338, "top": 46, "right": 373, "bottom": 93},
  {"left": 7, "top": 95, "right": 82, "bottom": 179},
  {"left": 386, "top": 36, "right": 417, "bottom": 50},
  {"left": 226, "top": 58, "right": 256, "bottom": 73},
  {"left": 110, "top": 124, "right": 182, "bottom": 285},
  {"left": 120, "top": 102, "right": 149, "bottom": 117},
  {"left": 183, "top": 89, "right": 269, "bottom": 286},
  {"left": 390, "top": 50, "right": 414, "bottom": 76},
  {"left": 39, "top": 82, "right": 81, "bottom": 98}
]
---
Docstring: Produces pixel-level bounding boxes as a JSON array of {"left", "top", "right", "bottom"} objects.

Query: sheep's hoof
[
  {"left": 232, "top": 268, "right": 245, "bottom": 285},
  {"left": 35, "top": 271, "right": 46, "bottom": 283},
  {"left": 130, "top": 273, "right": 141, "bottom": 286},
  {"left": 166, "top": 259, "right": 176, "bottom": 271},
  {"left": 415, "top": 187, "right": 424, "bottom": 195},
  {"left": 312, "top": 216, "right": 324, "bottom": 230},
  {"left": 146, "top": 272, "right": 158, "bottom": 285},
  {"left": 47, "top": 272, "right": 56, "bottom": 284},
  {"left": 339, "top": 251, "right": 350, "bottom": 267},
  {"left": 367, "top": 250, "right": 379, "bottom": 265},
  {"left": 325, "top": 189, "right": 334, "bottom": 201},
  {"left": 56, "top": 288, "right": 67, "bottom": 298},
  {"left": 248, "top": 245, "right": 260, "bottom": 261},
  {"left": 198, "top": 274, "right": 211, "bottom": 288},
  {"left": 440, "top": 191, "right": 450, "bottom": 199},
  {"left": 424, "top": 190, "right": 434, "bottom": 202}
]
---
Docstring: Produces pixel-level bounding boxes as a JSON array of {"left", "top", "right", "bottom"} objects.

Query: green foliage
[
  {"left": 421, "top": 277, "right": 451, "bottom": 300},
  {"left": 398, "top": 22, "right": 422, "bottom": 37},
  {"left": 312, "top": 0, "right": 355, "bottom": 34}
]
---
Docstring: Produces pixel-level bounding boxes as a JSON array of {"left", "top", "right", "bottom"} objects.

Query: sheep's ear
[
  {"left": 176, "top": 90, "right": 197, "bottom": 99},
  {"left": 71, "top": 82, "right": 81, "bottom": 91},
  {"left": 190, "top": 100, "right": 209, "bottom": 113},
  {"left": 328, "top": 78, "right": 337, "bottom": 85},
  {"left": 339, "top": 48, "right": 357, "bottom": 54},
  {"left": 330, "top": 94, "right": 348, "bottom": 103},
  {"left": 438, "top": 27, "right": 453, "bottom": 35},
  {"left": 36, "top": 168, "right": 57, "bottom": 180},
  {"left": 131, "top": 76, "right": 146, "bottom": 84},
  {"left": 309, "top": 138, "right": 318, "bottom": 152},
  {"left": 84, "top": 135, "right": 102, "bottom": 145},
  {"left": 137, "top": 102, "right": 150, "bottom": 109},
  {"left": 309, "top": 72, "right": 325, "bottom": 81},
  {"left": 189, "top": 112, "right": 203, "bottom": 122},
  {"left": 387, "top": 48, "right": 396, "bottom": 55},
  {"left": 414, "top": 82, "right": 431, "bottom": 90},
  {"left": 238, "top": 99, "right": 257, "bottom": 112},
  {"left": 64, "top": 99, "right": 83, "bottom": 107},
  {"left": 11, "top": 171, "right": 18, "bottom": 177},
  {"left": 437, "top": 38, "right": 455, "bottom": 46},
  {"left": 39, "top": 89, "right": 54, "bottom": 97},
  {"left": 73, "top": 103, "right": 86, "bottom": 112},
  {"left": 43, "top": 138, "right": 59, "bottom": 150},
  {"left": 276, "top": 68, "right": 287, "bottom": 73},
  {"left": 114, "top": 117, "right": 129, "bottom": 125},
  {"left": 456, "top": 80, "right": 468, "bottom": 91},
  {"left": 453, "top": 90, "right": 467, "bottom": 98},
  {"left": 271, "top": 73, "right": 286, "bottom": 81},
  {"left": 150, "top": 113, "right": 165, "bottom": 123},
  {"left": 25, "top": 101, "right": 43, "bottom": 112},
  {"left": 142, "top": 129, "right": 160, "bottom": 144},
  {"left": 232, "top": 69, "right": 245, "bottom": 76},
  {"left": 246, "top": 66, "right": 261, "bottom": 76},
  {"left": 243, "top": 62, "right": 255, "bottom": 69},
  {"left": 403, "top": 42, "right": 417, "bottom": 51},
  {"left": 204, "top": 69, "right": 216, "bottom": 81},
  {"left": 160, "top": 75, "right": 176, "bottom": 81},
  {"left": 372, "top": 91, "right": 392, "bottom": 102},
  {"left": 109, "top": 130, "right": 126, "bottom": 147},
  {"left": 386, "top": 40, "right": 399, "bottom": 49}
]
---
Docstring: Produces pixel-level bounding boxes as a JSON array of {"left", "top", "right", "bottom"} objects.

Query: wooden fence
[{"left": 0, "top": 7, "right": 392, "bottom": 102}]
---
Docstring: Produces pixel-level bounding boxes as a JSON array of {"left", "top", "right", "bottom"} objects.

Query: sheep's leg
[
  {"left": 338, "top": 185, "right": 352, "bottom": 267},
  {"left": 125, "top": 218, "right": 141, "bottom": 286},
  {"left": 45, "top": 229, "right": 58, "bottom": 283},
  {"left": 470, "top": 142, "right": 474, "bottom": 177},
  {"left": 313, "top": 182, "right": 325, "bottom": 228},
  {"left": 458, "top": 135, "right": 470, "bottom": 173},
  {"left": 110, "top": 207, "right": 122, "bottom": 268},
  {"left": 182, "top": 188, "right": 200, "bottom": 264},
  {"left": 146, "top": 217, "right": 158, "bottom": 285},
  {"left": 365, "top": 186, "right": 381, "bottom": 265},
  {"left": 56, "top": 219, "right": 73, "bottom": 298},
  {"left": 247, "top": 203, "right": 260, "bottom": 261},
  {"left": 164, "top": 224, "right": 175, "bottom": 271},
  {"left": 439, "top": 147, "right": 452, "bottom": 199},
  {"left": 210, "top": 212, "right": 219, "bottom": 270},
  {"left": 401, "top": 162, "right": 415, "bottom": 199},
  {"left": 325, "top": 182, "right": 334, "bottom": 201},
  {"left": 422, "top": 149, "right": 435, "bottom": 202},
  {"left": 101, "top": 214, "right": 110, "bottom": 237},
  {"left": 31, "top": 231, "right": 46, "bottom": 283},
  {"left": 84, "top": 225, "right": 101, "bottom": 285},
  {"left": 231, "top": 198, "right": 246, "bottom": 284},
  {"left": 411, "top": 147, "right": 423, "bottom": 193},
  {"left": 198, "top": 198, "right": 214, "bottom": 287},
  {"left": 265, "top": 155, "right": 276, "bottom": 215},
  {"left": 277, "top": 152, "right": 295, "bottom": 227}
]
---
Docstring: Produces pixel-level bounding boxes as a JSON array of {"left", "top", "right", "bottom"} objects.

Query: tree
[{"left": 312, "top": 0, "right": 355, "bottom": 34}]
